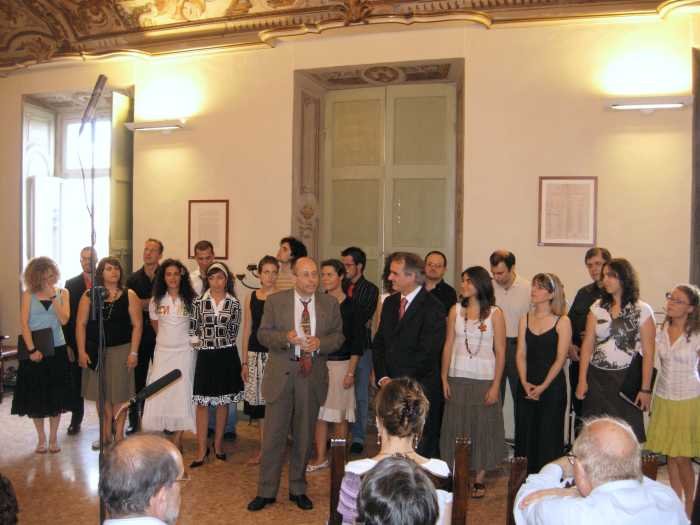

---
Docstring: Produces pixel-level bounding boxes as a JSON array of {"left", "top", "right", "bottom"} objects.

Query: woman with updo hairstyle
[
  {"left": 11, "top": 256, "right": 71, "bottom": 454},
  {"left": 646, "top": 284, "right": 700, "bottom": 519},
  {"left": 338, "top": 377, "right": 453, "bottom": 525}
]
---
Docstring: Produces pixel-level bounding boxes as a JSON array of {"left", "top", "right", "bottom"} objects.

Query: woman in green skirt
[{"left": 646, "top": 283, "right": 700, "bottom": 519}]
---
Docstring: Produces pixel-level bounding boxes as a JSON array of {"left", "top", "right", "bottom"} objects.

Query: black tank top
[
  {"left": 248, "top": 292, "right": 268, "bottom": 353},
  {"left": 524, "top": 315, "right": 562, "bottom": 385},
  {"left": 86, "top": 290, "right": 132, "bottom": 348}
]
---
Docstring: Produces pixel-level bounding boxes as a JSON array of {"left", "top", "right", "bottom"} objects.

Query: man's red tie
[
  {"left": 399, "top": 297, "right": 408, "bottom": 320},
  {"left": 299, "top": 299, "right": 312, "bottom": 377}
]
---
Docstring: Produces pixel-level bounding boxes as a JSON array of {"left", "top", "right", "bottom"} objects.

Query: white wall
[{"left": 0, "top": 15, "right": 694, "bottom": 337}]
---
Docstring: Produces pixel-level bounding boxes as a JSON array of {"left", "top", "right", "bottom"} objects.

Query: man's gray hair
[
  {"left": 99, "top": 434, "right": 180, "bottom": 517},
  {"left": 390, "top": 252, "right": 426, "bottom": 285},
  {"left": 572, "top": 416, "right": 642, "bottom": 487}
]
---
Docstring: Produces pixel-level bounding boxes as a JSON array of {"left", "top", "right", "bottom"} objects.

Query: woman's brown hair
[
  {"left": 374, "top": 377, "right": 429, "bottom": 439},
  {"left": 23, "top": 257, "right": 60, "bottom": 293},
  {"left": 95, "top": 257, "right": 125, "bottom": 290}
]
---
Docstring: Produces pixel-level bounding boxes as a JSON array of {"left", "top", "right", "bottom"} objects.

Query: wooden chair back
[
  {"left": 691, "top": 465, "right": 700, "bottom": 525},
  {"left": 506, "top": 457, "right": 528, "bottom": 525},
  {"left": 328, "top": 437, "right": 470, "bottom": 525},
  {"left": 641, "top": 455, "right": 658, "bottom": 481}
]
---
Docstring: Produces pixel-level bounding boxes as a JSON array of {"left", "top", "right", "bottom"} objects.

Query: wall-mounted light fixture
[
  {"left": 606, "top": 96, "right": 692, "bottom": 114},
  {"left": 124, "top": 119, "right": 187, "bottom": 132}
]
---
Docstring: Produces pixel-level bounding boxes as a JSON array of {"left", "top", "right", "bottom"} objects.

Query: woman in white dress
[{"left": 142, "top": 259, "right": 197, "bottom": 450}]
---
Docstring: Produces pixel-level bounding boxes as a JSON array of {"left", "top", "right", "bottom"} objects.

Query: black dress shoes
[
  {"left": 247, "top": 496, "right": 276, "bottom": 511},
  {"left": 289, "top": 494, "right": 313, "bottom": 510},
  {"left": 67, "top": 424, "right": 81, "bottom": 436}
]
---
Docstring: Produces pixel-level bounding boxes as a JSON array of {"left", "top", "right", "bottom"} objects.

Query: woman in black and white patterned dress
[{"left": 189, "top": 262, "right": 243, "bottom": 468}]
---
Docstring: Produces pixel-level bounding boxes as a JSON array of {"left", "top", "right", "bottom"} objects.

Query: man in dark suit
[
  {"left": 62, "top": 246, "right": 97, "bottom": 435},
  {"left": 247, "top": 257, "right": 344, "bottom": 512},
  {"left": 373, "top": 252, "right": 446, "bottom": 458}
]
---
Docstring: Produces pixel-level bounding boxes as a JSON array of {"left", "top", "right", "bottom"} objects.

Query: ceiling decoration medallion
[
  {"left": 0, "top": 1, "right": 685, "bottom": 73},
  {"left": 362, "top": 65, "right": 403, "bottom": 84}
]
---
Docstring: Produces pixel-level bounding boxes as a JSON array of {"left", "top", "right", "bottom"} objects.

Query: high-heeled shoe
[
  {"left": 214, "top": 447, "right": 227, "bottom": 461},
  {"left": 189, "top": 447, "right": 210, "bottom": 468}
]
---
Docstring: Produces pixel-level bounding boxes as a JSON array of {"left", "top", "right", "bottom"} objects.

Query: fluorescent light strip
[
  {"left": 610, "top": 103, "right": 685, "bottom": 111},
  {"left": 124, "top": 119, "right": 186, "bottom": 132}
]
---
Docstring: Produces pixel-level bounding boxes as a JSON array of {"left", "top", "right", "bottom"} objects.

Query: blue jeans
[
  {"left": 208, "top": 403, "right": 238, "bottom": 434},
  {"left": 350, "top": 350, "right": 372, "bottom": 445}
]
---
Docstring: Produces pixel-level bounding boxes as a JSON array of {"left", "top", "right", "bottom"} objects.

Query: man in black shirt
[
  {"left": 125, "top": 238, "right": 163, "bottom": 432},
  {"left": 424, "top": 250, "right": 457, "bottom": 315},
  {"left": 567, "top": 246, "right": 611, "bottom": 437},
  {"left": 341, "top": 246, "right": 379, "bottom": 455}
]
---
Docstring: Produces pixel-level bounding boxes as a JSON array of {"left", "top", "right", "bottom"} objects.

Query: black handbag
[{"left": 17, "top": 328, "right": 55, "bottom": 360}]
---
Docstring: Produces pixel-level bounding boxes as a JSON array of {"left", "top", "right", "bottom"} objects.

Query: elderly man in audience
[
  {"left": 514, "top": 416, "right": 688, "bottom": 525},
  {"left": 100, "top": 434, "right": 185, "bottom": 525}
]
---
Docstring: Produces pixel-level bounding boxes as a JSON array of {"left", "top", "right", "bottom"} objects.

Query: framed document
[
  {"left": 188, "top": 200, "right": 229, "bottom": 259},
  {"left": 538, "top": 177, "right": 597, "bottom": 247}
]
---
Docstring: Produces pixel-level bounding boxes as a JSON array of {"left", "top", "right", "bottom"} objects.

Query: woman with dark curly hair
[
  {"left": 76, "top": 257, "right": 143, "bottom": 449},
  {"left": 141, "top": 259, "right": 197, "bottom": 451},
  {"left": 576, "top": 258, "right": 655, "bottom": 441},
  {"left": 338, "top": 377, "right": 453, "bottom": 525},
  {"left": 646, "top": 284, "right": 700, "bottom": 518},
  {"left": 11, "top": 257, "right": 71, "bottom": 453}
]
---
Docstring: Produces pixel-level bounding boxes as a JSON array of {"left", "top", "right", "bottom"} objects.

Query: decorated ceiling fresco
[{"left": 0, "top": 0, "right": 695, "bottom": 73}]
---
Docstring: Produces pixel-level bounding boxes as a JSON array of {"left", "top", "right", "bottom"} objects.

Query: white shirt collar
[{"left": 402, "top": 286, "right": 421, "bottom": 307}]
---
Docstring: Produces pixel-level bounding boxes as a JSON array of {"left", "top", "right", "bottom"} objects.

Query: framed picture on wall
[
  {"left": 538, "top": 177, "right": 597, "bottom": 247},
  {"left": 188, "top": 200, "right": 229, "bottom": 259}
]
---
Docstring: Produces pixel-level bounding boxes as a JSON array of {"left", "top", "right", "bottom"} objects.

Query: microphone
[
  {"left": 79, "top": 74, "right": 107, "bottom": 136},
  {"left": 128, "top": 369, "right": 182, "bottom": 406}
]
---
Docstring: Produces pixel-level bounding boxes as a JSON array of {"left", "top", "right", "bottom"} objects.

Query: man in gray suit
[{"left": 247, "top": 257, "right": 344, "bottom": 512}]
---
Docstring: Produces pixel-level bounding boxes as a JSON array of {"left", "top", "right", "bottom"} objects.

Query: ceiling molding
[{"left": 0, "top": 0, "right": 688, "bottom": 74}]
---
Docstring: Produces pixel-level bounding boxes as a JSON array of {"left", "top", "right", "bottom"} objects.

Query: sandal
[
  {"left": 305, "top": 459, "right": 329, "bottom": 473},
  {"left": 471, "top": 482, "right": 486, "bottom": 499},
  {"left": 35, "top": 444, "right": 48, "bottom": 454},
  {"left": 49, "top": 443, "right": 61, "bottom": 454}
]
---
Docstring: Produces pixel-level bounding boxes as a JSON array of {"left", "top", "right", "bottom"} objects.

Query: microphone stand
[{"left": 79, "top": 75, "right": 108, "bottom": 525}]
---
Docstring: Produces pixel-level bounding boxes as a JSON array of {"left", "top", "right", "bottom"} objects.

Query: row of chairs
[{"left": 327, "top": 437, "right": 700, "bottom": 525}]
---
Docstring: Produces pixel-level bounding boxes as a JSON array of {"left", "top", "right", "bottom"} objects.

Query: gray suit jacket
[{"left": 257, "top": 288, "right": 344, "bottom": 404}]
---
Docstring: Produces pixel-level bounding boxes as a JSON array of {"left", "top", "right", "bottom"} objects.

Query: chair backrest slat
[
  {"left": 641, "top": 455, "right": 658, "bottom": 481},
  {"left": 506, "top": 457, "right": 528, "bottom": 525}
]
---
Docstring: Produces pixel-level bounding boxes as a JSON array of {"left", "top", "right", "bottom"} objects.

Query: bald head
[
  {"left": 293, "top": 257, "right": 319, "bottom": 297},
  {"left": 99, "top": 435, "right": 183, "bottom": 520},
  {"left": 572, "top": 417, "right": 642, "bottom": 491}
]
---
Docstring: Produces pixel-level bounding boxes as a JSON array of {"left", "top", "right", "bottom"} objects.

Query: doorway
[
  {"left": 21, "top": 88, "right": 134, "bottom": 282},
  {"left": 292, "top": 60, "right": 464, "bottom": 285}
]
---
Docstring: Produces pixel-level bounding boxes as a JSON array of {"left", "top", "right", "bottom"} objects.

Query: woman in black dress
[
  {"left": 515, "top": 273, "right": 571, "bottom": 473},
  {"left": 12, "top": 257, "right": 71, "bottom": 453},
  {"left": 241, "top": 255, "right": 279, "bottom": 464},
  {"left": 189, "top": 262, "right": 243, "bottom": 468}
]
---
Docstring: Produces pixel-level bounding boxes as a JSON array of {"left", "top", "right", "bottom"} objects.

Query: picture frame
[
  {"left": 538, "top": 177, "right": 597, "bottom": 247},
  {"left": 188, "top": 200, "right": 229, "bottom": 259}
]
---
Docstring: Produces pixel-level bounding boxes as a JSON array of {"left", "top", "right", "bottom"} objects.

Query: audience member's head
[
  {"left": 278, "top": 236, "right": 307, "bottom": 264},
  {"left": 375, "top": 377, "right": 429, "bottom": 441},
  {"left": 0, "top": 473, "right": 19, "bottom": 525},
  {"left": 143, "top": 238, "right": 164, "bottom": 265},
  {"left": 460, "top": 266, "right": 496, "bottom": 320},
  {"left": 153, "top": 258, "right": 196, "bottom": 307},
  {"left": 571, "top": 417, "right": 642, "bottom": 497},
  {"left": 381, "top": 253, "right": 396, "bottom": 294},
  {"left": 341, "top": 246, "right": 367, "bottom": 280},
  {"left": 80, "top": 246, "right": 98, "bottom": 274},
  {"left": 293, "top": 257, "right": 319, "bottom": 297},
  {"left": 531, "top": 273, "right": 567, "bottom": 316},
  {"left": 489, "top": 250, "right": 516, "bottom": 287},
  {"left": 193, "top": 240, "right": 215, "bottom": 274},
  {"left": 23, "top": 256, "right": 60, "bottom": 293},
  {"left": 664, "top": 283, "right": 700, "bottom": 340},
  {"left": 388, "top": 252, "right": 425, "bottom": 293},
  {"left": 357, "top": 456, "right": 439, "bottom": 525},
  {"left": 95, "top": 256, "right": 125, "bottom": 289},
  {"left": 99, "top": 434, "right": 184, "bottom": 525},
  {"left": 584, "top": 247, "right": 611, "bottom": 283},
  {"left": 600, "top": 258, "right": 639, "bottom": 309}
]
